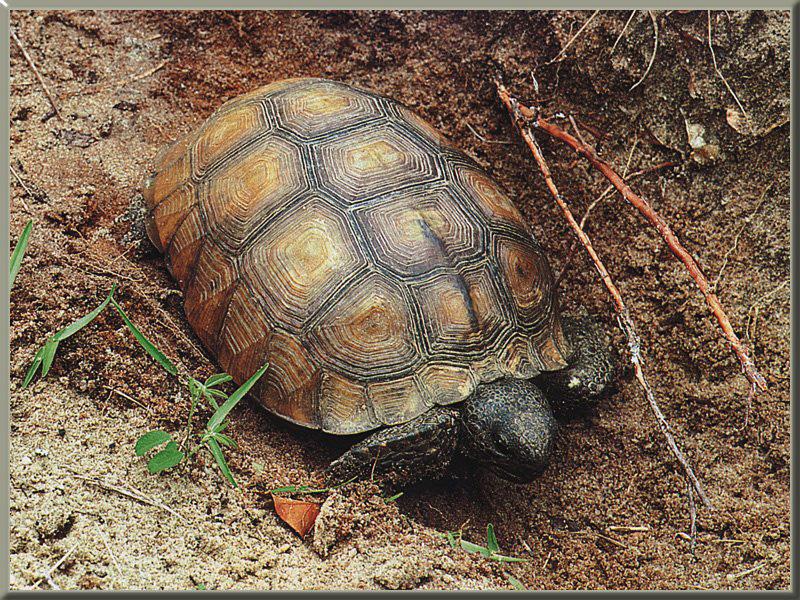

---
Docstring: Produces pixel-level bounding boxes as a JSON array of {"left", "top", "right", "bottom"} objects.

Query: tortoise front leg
[
  {"left": 535, "top": 312, "right": 617, "bottom": 416},
  {"left": 326, "top": 406, "right": 460, "bottom": 488}
]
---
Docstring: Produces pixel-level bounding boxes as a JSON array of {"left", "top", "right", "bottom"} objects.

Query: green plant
[
  {"left": 23, "top": 284, "right": 117, "bottom": 387},
  {"left": 111, "top": 297, "right": 177, "bottom": 376},
  {"left": 507, "top": 575, "right": 526, "bottom": 590},
  {"left": 442, "top": 524, "right": 528, "bottom": 563},
  {"left": 135, "top": 363, "right": 269, "bottom": 487},
  {"left": 10, "top": 219, "right": 33, "bottom": 289},
  {"left": 20, "top": 276, "right": 267, "bottom": 487}
]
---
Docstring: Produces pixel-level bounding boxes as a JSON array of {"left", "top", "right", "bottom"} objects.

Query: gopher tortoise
[{"left": 142, "top": 78, "right": 615, "bottom": 486}]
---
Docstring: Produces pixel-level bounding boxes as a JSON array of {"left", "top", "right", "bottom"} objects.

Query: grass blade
[
  {"left": 10, "top": 219, "right": 33, "bottom": 289},
  {"left": 205, "top": 373, "right": 232, "bottom": 387},
  {"left": 22, "top": 285, "right": 116, "bottom": 387},
  {"left": 135, "top": 430, "right": 172, "bottom": 456},
  {"left": 460, "top": 539, "right": 491, "bottom": 557},
  {"left": 490, "top": 554, "right": 529, "bottom": 563},
  {"left": 56, "top": 284, "right": 116, "bottom": 341},
  {"left": 206, "top": 363, "right": 268, "bottom": 433},
  {"left": 111, "top": 297, "right": 177, "bottom": 376},
  {"left": 507, "top": 575, "right": 526, "bottom": 590},
  {"left": 22, "top": 348, "right": 44, "bottom": 388},
  {"left": 206, "top": 436, "right": 236, "bottom": 487},
  {"left": 147, "top": 441, "right": 184, "bottom": 474},
  {"left": 486, "top": 523, "right": 499, "bottom": 554},
  {"left": 39, "top": 339, "right": 59, "bottom": 378}
]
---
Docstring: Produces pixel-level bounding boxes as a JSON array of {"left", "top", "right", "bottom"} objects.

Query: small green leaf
[
  {"left": 206, "top": 388, "right": 228, "bottom": 399},
  {"left": 486, "top": 523, "right": 499, "bottom": 554},
  {"left": 507, "top": 575, "right": 526, "bottom": 590},
  {"left": 460, "top": 539, "right": 491, "bottom": 557},
  {"left": 205, "top": 373, "right": 232, "bottom": 388},
  {"left": 206, "top": 436, "right": 236, "bottom": 487},
  {"left": 147, "top": 441, "right": 184, "bottom": 474},
  {"left": 135, "top": 430, "right": 172, "bottom": 456},
  {"left": 213, "top": 433, "right": 237, "bottom": 448},
  {"left": 384, "top": 492, "right": 404, "bottom": 503},
  {"left": 188, "top": 378, "right": 201, "bottom": 399},
  {"left": 446, "top": 531, "right": 458, "bottom": 548},
  {"left": 10, "top": 219, "right": 33, "bottom": 289},
  {"left": 112, "top": 297, "right": 177, "bottom": 376},
  {"left": 206, "top": 363, "right": 268, "bottom": 433}
]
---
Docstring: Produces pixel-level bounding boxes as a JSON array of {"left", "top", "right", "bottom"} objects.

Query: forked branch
[
  {"left": 496, "top": 82, "right": 766, "bottom": 402},
  {"left": 495, "top": 79, "right": 713, "bottom": 516}
]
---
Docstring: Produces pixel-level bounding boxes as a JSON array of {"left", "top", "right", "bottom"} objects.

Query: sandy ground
[{"left": 9, "top": 10, "right": 790, "bottom": 590}]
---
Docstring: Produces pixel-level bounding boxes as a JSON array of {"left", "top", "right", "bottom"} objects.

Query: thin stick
[
  {"left": 506, "top": 97, "right": 766, "bottom": 399},
  {"left": 687, "top": 478, "right": 697, "bottom": 554},
  {"left": 97, "top": 527, "right": 124, "bottom": 588},
  {"left": 33, "top": 541, "right": 80, "bottom": 590},
  {"left": 70, "top": 472, "right": 186, "bottom": 522},
  {"left": 9, "top": 165, "right": 33, "bottom": 211},
  {"left": 707, "top": 11, "right": 750, "bottom": 133},
  {"left": 711, "top": 184, "right": 771, "bottom": 292},
  {"left": 630, "top": 11, "right": 659, "bottom": 91},
  {"left": 10, "top": 29, "right": 62, "bottom": 120},
  {"left": 496, "top": 80, "right": 711, "bottom": 513},
  {"left": 103, "top": 385, "right": 151, "bottom": 411},
  {"left": 548, "top": 10, "right": 600, "bottom": 64},
  {"left": 556, "top": 138, "right": 639, "bottom": 286},
  {"left": 611, "top": 10, "right": 638, "bottom": 54},
  {"left": 116, "top": 59, "right": 169, "bottom": 90},
  {"left": 466, "top": 122, "right": 511, "bottom": 145},
  {"left": 607, "top": 525, "right": 650, "bottom": 533}
]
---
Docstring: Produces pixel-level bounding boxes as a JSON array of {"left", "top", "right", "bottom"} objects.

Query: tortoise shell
[{"left": 142, "top": 78, "right": 570, "bottom": 435}]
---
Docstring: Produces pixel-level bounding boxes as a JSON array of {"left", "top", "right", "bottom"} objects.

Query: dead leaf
[
  {"left": 726, "top": 107, "right": 749, "bottom": 135},
  {"left": 271, "top": 493, "right": 321, "bottom": 538}
]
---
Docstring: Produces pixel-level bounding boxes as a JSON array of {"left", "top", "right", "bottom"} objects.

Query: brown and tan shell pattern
[{"left": 143, "top": 78, "right": 570, "bottom": 435}]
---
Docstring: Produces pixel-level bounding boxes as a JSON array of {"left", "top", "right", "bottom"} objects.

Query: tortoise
[{"left": 142, "top": 77, "right": 615, "bottom": 486}]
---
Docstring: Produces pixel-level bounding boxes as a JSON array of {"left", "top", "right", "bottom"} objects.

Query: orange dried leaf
[{"left": 271, "top": 493, "right": 321, "bottom": 538}]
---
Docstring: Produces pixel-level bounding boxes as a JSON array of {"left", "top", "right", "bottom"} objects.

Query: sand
[{"left": 9, "top": 10, "right": 790, "bottom": 590}]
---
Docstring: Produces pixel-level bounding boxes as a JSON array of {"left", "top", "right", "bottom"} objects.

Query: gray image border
[{"left": 2, "top": 3, "right": 796, "bottom": 597}]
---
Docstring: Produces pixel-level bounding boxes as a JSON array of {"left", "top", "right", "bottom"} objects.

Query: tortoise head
[{"left": 459, "top": 378, "right": 556, "bottom": 483}]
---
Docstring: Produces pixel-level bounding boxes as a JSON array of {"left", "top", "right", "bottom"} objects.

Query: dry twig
[
  {"left": 10, "top": 29, "right": 62, "bottom": 120},
  {"left": 707, "top": 11, "right": 750, "bottom": 133},
  {"left": 500, "top": 91, "right": 766, "bottom": 401},
  {"left": 711, "top": 184, "right": 772, "bottom": 292},
  {"left": 32, "top": 541, "right": 80, "bottom": 590},
  {"left": 495, "top": 80, "right": 712, "bottom": 533},
  {"left": 629, "top": 11, "right": 659, "bottom": 91},
  {"left": 9, "top": 165, "right": 33, "bottom": 212},
  {"left": 548, "top": 10, "right": 600, "bottom": 64},
  {"left": 69, "top": 472, "right": 186, "bottom": 522},
  {"left": 611, "top": 10, "right": 638, "bottom": 54}
]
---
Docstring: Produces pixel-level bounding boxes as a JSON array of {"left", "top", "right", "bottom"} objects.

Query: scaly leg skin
[
  {"left": 326, "top": 406, "right": 460, "bottom": 488},
  {"left": 535, "top": 313, "right": 617, "bottom": 417}
]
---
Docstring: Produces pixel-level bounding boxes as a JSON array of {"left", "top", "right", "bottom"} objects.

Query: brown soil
[{"left": 9, "top": 10, "right": 790, "bottom": 591}]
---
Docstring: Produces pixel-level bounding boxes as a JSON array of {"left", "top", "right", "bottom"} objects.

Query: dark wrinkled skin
[{"left": 327, "top": 313, "right": 617, "bottom": 487}]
